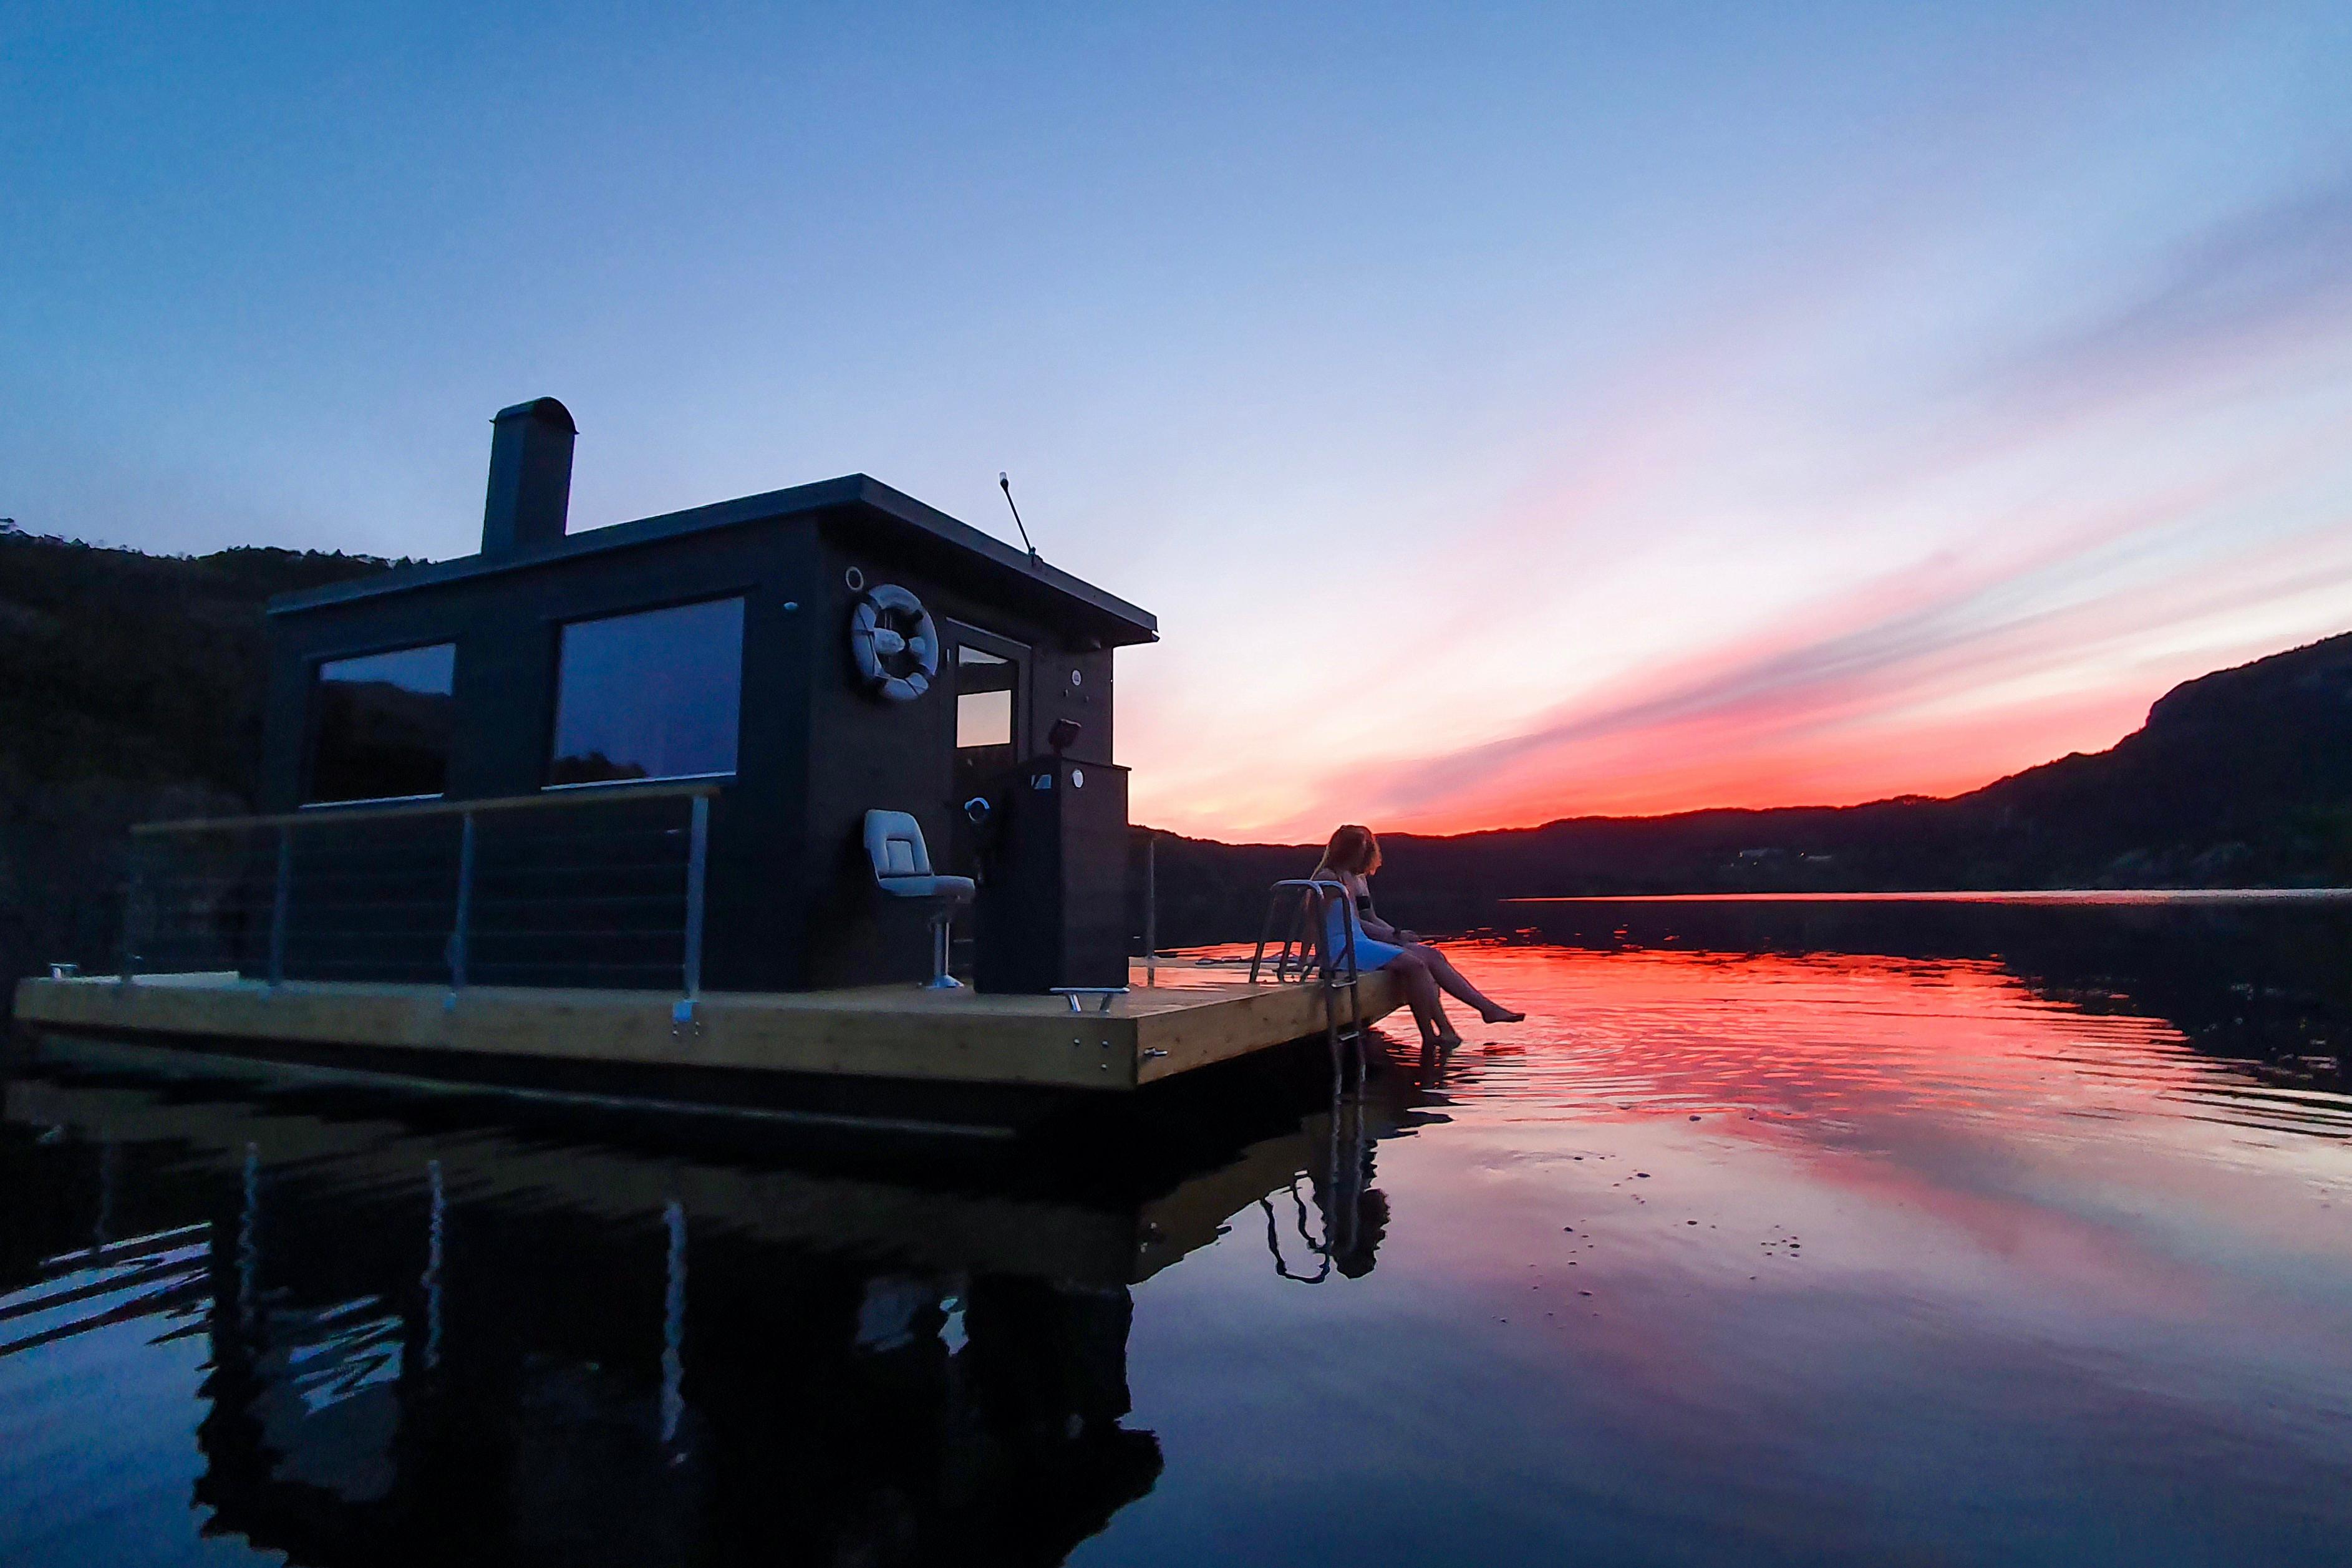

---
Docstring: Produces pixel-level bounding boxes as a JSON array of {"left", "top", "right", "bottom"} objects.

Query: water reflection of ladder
[
  {"left": 1248, "top": 878, "right": 1368, "bottom": 1083},
  {"left": 1261, "top": 1093, "right": 1372, "bottom": 1284}
]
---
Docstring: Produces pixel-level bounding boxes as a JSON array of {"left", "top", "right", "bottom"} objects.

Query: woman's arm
[{"left": 1357, "top": 885, "right": 1408, "bottom": 943}]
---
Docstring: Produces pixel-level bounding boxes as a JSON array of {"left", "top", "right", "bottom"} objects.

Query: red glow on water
[
  {"left": 1396, "top": 941, "right": 2242, "bottom": 1129},
  {"left": 1169, "top": 937, "right": 2343, "bottom": 1154},
  {"left": 1297, "top": 938, "right": 2352, "bottom": 1387}
]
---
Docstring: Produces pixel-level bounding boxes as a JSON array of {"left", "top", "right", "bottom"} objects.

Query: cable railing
[{"left": 117, "top": 782, "right": 720, "bottom": 1012}]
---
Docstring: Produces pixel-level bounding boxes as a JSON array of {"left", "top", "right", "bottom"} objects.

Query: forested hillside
[{"left": 0, "top": 523, "right": 399, "bottom": 998}]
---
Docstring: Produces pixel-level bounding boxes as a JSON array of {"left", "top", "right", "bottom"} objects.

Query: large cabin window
[
  {"left": 548, "top": 597, "right": 745, "bottom": 786},
  {"left": 307, "top": 642, "right": 458, "bottom": 804}
]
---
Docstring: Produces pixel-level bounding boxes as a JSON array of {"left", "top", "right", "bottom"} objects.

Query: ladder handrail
[
  {"left": 1249, "top": 878, "right": 1355, "bottom": 984},
  {"left": 1247, "top": 878, "right": 1368, "bottom": 1082}
]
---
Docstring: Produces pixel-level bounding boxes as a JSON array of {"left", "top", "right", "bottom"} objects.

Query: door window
[{"left": 948, "top": 629, "right": 1028, "bottom": 878}]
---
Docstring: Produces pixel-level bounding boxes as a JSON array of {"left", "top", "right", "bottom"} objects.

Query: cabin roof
[{"left": 268, "top": 473, "right": 1158, "bottom": 646}]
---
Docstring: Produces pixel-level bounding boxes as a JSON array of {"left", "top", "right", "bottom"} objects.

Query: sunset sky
[{"left": 5, "top": 4, "right": 2350, "bottom": 840}]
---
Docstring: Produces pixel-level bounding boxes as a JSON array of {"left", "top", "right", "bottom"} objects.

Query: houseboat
[{"left": 12, "top": 399, "right": 1395, "bottom": 1130}]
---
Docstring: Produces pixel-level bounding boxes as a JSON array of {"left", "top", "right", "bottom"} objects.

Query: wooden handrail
[{"left": 132, "top": 779, "right": 726, "bottom": 836}]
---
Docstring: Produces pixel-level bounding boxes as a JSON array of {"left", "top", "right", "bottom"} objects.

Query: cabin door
[{"left": 944, "top": 621, "right": 1028, "bottom": 879}]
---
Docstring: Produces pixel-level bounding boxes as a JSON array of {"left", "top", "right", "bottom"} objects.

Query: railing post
[
  {"left": 682, "top": 794, "right": 709, "bottom": 1003},
  {"left": 447, "top": 811, "right": 476, "bottom": 994},
  {"left": 118, "top": 844, "right": 143, "bottom": 989},
  {"left": 267, "top": 824, "right": 293, "bottom": 989},
  {"left": 1144, "top": 833, "right": 1158, "bottom": 987},
  {"left": 423, "top": 1158, "right": 444, "bottom": 1372}
]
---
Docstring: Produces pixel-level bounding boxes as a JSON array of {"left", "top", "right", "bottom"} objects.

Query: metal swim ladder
[{"left": 1248, "top": 878, "right": 1368, "bottom": 1081}]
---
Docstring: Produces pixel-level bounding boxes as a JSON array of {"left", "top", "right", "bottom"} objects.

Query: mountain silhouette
[{"left": 1134, "top": 631, "right": 2352, "bottom": 942}]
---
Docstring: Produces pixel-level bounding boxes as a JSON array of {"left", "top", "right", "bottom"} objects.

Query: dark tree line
[{"left": 0, "top": 523, "right": 400, "bottom": 1007}]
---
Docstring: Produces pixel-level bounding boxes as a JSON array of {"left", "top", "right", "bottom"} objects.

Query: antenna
[{"left": 998, "top": 472, "right": 1041, "bottom": 567}]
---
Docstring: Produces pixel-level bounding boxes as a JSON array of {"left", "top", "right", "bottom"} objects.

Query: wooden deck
[{"left": 11, "top": 961, "right": 1401, "bottom": 1093}]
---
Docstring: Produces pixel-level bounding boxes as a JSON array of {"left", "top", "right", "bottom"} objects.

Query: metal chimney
[{"left": 480, "top": 397, "right": 576, "bottom": 556}]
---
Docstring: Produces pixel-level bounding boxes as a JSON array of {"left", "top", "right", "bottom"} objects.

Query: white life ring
[{"left": 849, "top": 584, "right": 939, "bottom": 702}]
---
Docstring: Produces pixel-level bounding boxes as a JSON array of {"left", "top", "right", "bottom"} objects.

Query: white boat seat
[
  {"left": 862, "top": 810, "right": 973, "bottom": 989},
  {"left": 863, "top": 811, "right": 974, "bottom": 903}
]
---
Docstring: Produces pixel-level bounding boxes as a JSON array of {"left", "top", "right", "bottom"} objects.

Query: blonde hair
[{"left": 1311, "top": 824, "right": 1382, "bottom": 881}]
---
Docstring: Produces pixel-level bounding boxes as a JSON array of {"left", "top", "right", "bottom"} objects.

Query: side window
[
  {"left": 956, "top": 645, "right": 1016, "bottom": 752},
  {"left": 548, "top": 598, "right": 745, "bottom": 786},
  {"left": 307, "top": 643, "right": 457, "bottom": 804}
]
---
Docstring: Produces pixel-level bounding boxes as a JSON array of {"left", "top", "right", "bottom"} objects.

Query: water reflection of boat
[{"left": 1, "top": 1042, "right": 1426, "bottom": 1565}]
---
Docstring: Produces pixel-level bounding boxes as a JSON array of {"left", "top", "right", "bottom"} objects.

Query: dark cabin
[{"left": 258, "top": 399, "right": 1156, "bottom": 994}]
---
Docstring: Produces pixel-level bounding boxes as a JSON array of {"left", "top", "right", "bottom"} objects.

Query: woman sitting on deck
[{"left": 1309, "top": 824, "right": 1523, "bottom": 1050}]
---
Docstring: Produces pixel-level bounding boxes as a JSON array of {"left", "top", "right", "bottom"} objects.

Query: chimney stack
[{"left": 481, "top": 397, "right": 576, "bottom": 556}]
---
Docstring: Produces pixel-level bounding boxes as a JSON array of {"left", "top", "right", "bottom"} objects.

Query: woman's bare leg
[
  {"left": 1406, "top": 944, "right": 1523, "bottom": 1023},
  {"left": 1390, "top": 952, "right": 1458, "bottom": 1046}
]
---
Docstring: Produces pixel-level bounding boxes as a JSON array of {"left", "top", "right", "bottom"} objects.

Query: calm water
[{"left": 4, "top": 896, "right": 2350, "bottom": 1566}]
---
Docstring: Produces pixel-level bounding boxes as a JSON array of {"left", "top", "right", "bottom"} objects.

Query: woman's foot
[
  {"left": 1426, "top": 1029, "right": 1464, "bottom": 1051},
  {"left": 1478, "top": 1005, "right": 1526, "bottom": 1024}
]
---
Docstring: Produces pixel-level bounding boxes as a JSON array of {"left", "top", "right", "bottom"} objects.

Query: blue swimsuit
[{"left": 1322, "top": 881, "right": 1405, "bottom": 972}]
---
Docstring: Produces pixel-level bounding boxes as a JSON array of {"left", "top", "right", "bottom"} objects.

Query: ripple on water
[{"left": 1292, "top": 942, "right": 2352, "bottom": 1148}]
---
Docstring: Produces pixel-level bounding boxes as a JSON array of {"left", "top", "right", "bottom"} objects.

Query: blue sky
[{"left": 5, "top": 2, "right": 2350, "bottom": 835}]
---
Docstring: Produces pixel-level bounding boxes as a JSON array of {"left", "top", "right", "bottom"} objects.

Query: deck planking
[{"left": 11, "top": 962, "right": 1401, "bottom": 1093}]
